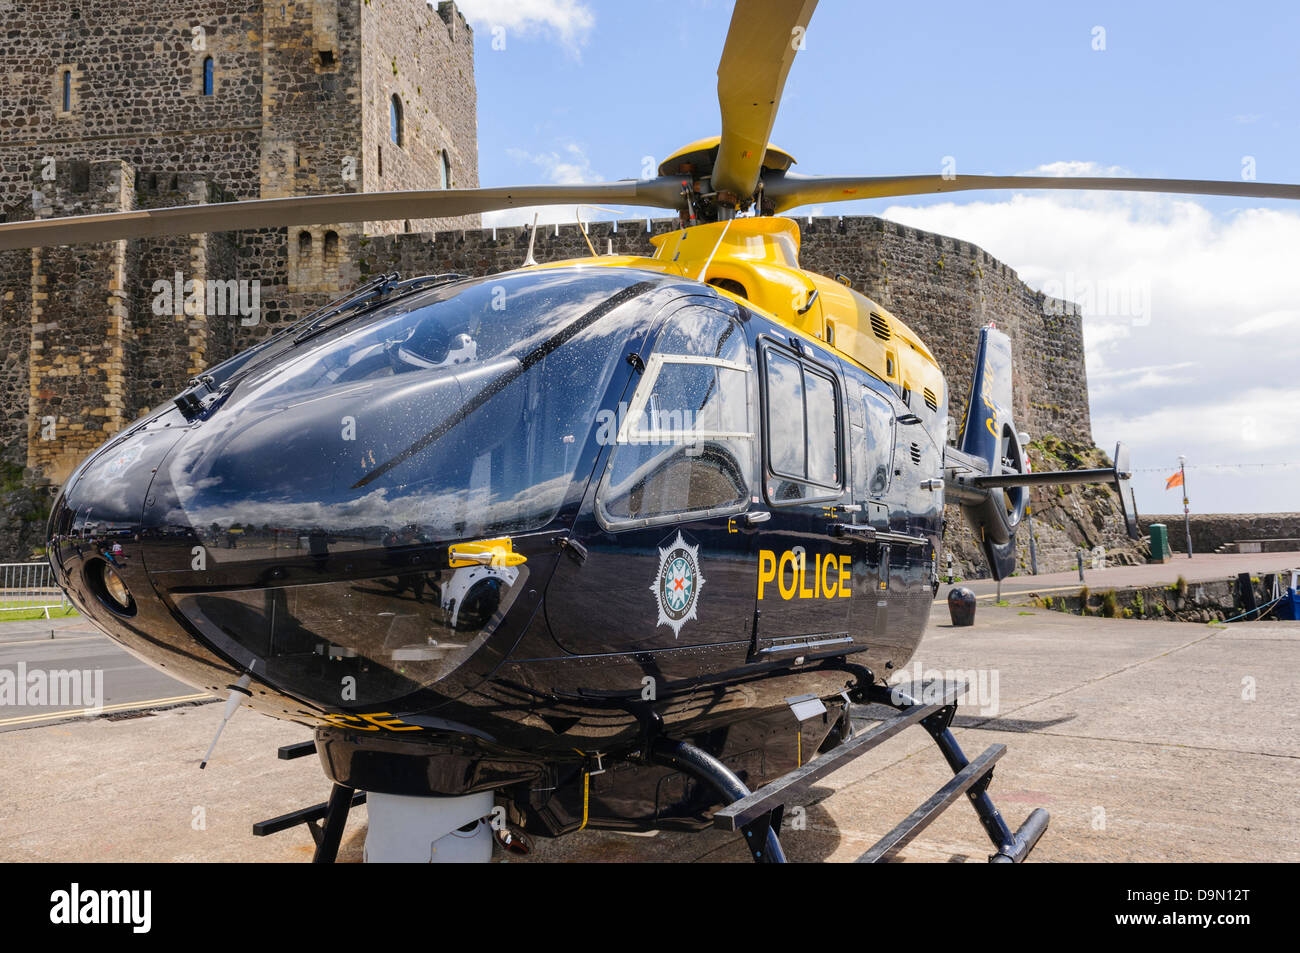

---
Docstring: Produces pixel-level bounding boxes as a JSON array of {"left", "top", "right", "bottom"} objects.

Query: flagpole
[{"left": 1179, "top": 455, "right": 1193, "bottom": 559}]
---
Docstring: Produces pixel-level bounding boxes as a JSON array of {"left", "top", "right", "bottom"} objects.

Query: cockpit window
[
  {"left": 166, "top": 269, "right": 659, "bottom": 560},
  {"left": 236, "top": 271, "right": 635, "bottom": 403}
]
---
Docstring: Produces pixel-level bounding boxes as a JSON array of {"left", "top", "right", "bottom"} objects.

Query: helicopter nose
[{"left": 47, "top": 406, "right": 190, "bottom": 621}]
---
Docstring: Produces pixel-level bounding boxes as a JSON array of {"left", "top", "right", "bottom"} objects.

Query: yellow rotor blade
[
  {"left": 0, "top": 180, "right": 686, "bottom": 251},
  {"left": 763, "top": 172, "right": 1300, "bottom": 212},
  {"left": 713, "top": 0, "right": 818, "bottom": 202}
]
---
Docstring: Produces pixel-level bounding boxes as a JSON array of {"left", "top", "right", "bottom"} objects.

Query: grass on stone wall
[{"left": 1, "top": 461, "right": 23, "bottom": 493}]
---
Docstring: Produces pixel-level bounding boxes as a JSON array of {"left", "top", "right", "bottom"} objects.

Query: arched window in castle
[
  {"left": 389, "top": 95, "right": 403, "bottom": 147},
  {"left": 298, "top": 230, "right": 313, "bottom": 259},
  {"left": 441, "top": 150, "right": 451, "bottom": 189},
  {"left": 61, "top": 70, "right": 72, "bottom": 113},
  {"left": 202, "top": 57, "right": 214, "bottom": 96},
  {"left": 323, "top": 231, "right": 340, "bottom": 269}
]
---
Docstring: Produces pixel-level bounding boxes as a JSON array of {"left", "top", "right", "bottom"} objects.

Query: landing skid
[
  {"left": 711, "top": 680, "right": 1049, "bottom": 863},
  {"left": 252, "top": 740, "right": 364, "bottom": 863},
  {"left": 253, "top": 780, "right": 364, "bottom": 863},
  {"left": 254, "top": 682, "right": 1048, "bottom": 864}
]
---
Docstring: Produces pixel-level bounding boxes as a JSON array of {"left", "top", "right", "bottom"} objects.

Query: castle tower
[{"left": 0, "top": 0, "right": 479, "bottom": 485}]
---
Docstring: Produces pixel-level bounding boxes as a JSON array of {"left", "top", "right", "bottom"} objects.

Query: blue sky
[{"left": 455, "top": 0, "right": 1300, "bottom": 515}]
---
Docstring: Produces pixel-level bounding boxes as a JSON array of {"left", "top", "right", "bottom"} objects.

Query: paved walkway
[{"left": 1, "top": 604, "right": 1295, "bottom": 862}]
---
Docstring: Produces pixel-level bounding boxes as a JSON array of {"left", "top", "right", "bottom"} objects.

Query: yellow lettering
[
  {"left": 839, "top": 555, "right": 852, "bottom": 597},
  {"left": 822, "top": 554, "right": 837, "bottom": 599},
  {"left": 758, "top": 550, "right": 776, "bottom": 600},
  {"left": 361, "top": 712, "right": 422, "bottom": 731},
  {"left": 778, "top": 551, "right": 798, "bottom": 600},
  {"left": 798, "top": 551, "right": 815, "bottom": 599},
  {"left": 319, "top": 713, "right": 379, "bottom": 731},
  {"left": 985, "top": 415, "right": 997, "bottom": 436}
]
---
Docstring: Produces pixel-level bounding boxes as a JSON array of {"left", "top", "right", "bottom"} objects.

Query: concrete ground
[{"left": 1, "top": 601, "right": 1295, "bottom": 863}]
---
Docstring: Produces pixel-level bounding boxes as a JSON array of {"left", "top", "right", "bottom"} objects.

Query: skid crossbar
[
  {"left": 857, "top": 743, "right": 1005, "bottom": 862},
  {"left": 713, "top": 682, "right": 964, "bottom": 832},
  {"left": 711, "top": 679, "right": 1049, "bottom": 864},
  {"left": 253, "top": 785, "right": 366, "bottom": 863}
]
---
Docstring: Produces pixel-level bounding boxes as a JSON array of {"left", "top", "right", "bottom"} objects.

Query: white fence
[{"left": 0, "top": 561, "right": 71, "bottom": 618}]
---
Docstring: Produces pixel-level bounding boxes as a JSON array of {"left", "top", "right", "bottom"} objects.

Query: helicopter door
[
  {"left": 750, "top": 340, "right": 853, "bottom": 648},
  {"left": 847, "top": 382, "right": 900, "bottom": 647},
  {"left": 544, "top": 301, "right": 759, "bottom": 654}
]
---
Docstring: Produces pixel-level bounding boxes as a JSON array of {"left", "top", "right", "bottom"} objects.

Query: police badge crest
[{"left": 651, "top": 531, "right": 705, "bottom": 638}]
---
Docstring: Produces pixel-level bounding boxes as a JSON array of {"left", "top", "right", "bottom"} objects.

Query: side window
[
  {"left": 805, "top": 371, "right": 839, "bottom": 486},
  {"left": 766, "top": 351, "right": 805, "bottom": 479},
  {"left": 763, "top": 344, "right": 842, "bottom": 504},
  {"left": 860, "top": 389, "right": 895, "bottom": 497},
  {"left": 597, "top": 307, "right": 753, "bottom": 527}
]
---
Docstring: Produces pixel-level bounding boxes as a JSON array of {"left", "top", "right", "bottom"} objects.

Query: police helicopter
[{"left": 3, "top": 0, "right": 1297, "bottom": 864}]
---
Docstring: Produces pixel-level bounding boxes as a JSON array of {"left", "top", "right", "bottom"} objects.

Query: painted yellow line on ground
[
  {"left": 0, "top": 692, "right": 214, "bottom": 728},
  {"left": 974, "top": 584, "right": 1090, "bottom": 600},
  {"left": 933, "top": 583, "right": 1091, "bottom": 604}
]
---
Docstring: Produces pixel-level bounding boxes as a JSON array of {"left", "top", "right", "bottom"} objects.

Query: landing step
[
  {"left": 713, "top": 681, "right": 965, "bottom": 832},
  {"left": 857, "top": 743, "right": 1004, "bottom": 862}
]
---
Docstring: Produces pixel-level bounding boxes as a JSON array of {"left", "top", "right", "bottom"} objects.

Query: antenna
[
  {"left": 574, "top": 205, "right": 623, "bottom": 259},
  {"left": 576, "top": 207, "right": 598, "bottom": 258},
  {"left": 523, "top": 212, "right": 539, "bottom": 267}
]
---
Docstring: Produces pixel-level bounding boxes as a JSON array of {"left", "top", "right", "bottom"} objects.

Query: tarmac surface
[
  {"left": 1, "top": 583, "right": 1296, "bottom": 862},
  {"left": 0, "top": 619, "right": 201, "bottom": 731}
]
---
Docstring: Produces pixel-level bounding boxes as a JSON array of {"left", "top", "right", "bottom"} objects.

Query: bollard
[
  {"left": 948, "top": 586, "right": 976, "bottom": 627},
  {"left": 1077, "top": 550, "right": 1085, "bottom": 582}
]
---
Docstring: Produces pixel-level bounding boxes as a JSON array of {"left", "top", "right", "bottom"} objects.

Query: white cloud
[
  {"left": 879, "top": 169, "right": 1300, "bottom": 512},
  {"left": 452, "top": 0, "right": 595, "bottom": 54},
  {"left": 505, "top": 143, "right": 602, "bottom": 185},
  {"left": 1232, "top": 309, "right": 1300, "bottom": 336},
  {"left": 481, "top": 143, "right": 664, "bottom": 228},
  {"left": 482, "top": 143, "right": 603, "bottom": 228},
  {"left": 1020, "top": 160, "right": 1130, "bottom": 178}
]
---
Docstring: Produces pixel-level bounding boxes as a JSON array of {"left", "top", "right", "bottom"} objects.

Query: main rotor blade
[
  {"left": 713, "top": 0, "right": 818, "bottom": 201},
  {"left": 764, "top": 172, "right": 1300, "bottom": 212},
  {"left": 0, "top": 179, "right": 686, "bottom": 250}
]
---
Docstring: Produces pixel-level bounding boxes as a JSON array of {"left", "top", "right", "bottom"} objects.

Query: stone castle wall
[
  {"left": 0, "top": 0, "right": 267, "bottom": 214},
  {"left": 0, "top": 0, "right": 478, "bottom": 480},
  {"left": 1141, "top": 513, "right": 1300, "bottom": 555},
  {"left": 360, "top": 0, "right": 477, "bottom": 234},
  {"left": 0, "top": 1, "right": 478, "bottom": 218}
]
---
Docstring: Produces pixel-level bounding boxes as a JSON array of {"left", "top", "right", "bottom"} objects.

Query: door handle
[
  {"left": 830, "top": 523, "right": 876, "bottom": 539},
  {"left": 743, "top": 511, "right": 771, "bottom": 526}
]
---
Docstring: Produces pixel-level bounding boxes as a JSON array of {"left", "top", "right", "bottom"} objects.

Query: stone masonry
[{"left": 0, "top": 0, "right": 479, "bottom": 485}]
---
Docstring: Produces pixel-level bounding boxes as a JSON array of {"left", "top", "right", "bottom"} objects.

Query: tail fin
[
  {"left": 946, "top": 327, "right": 1141, "bottom": 581},
  {"left": 957, "top": 325, "right": 1026, "bottom": 581}
]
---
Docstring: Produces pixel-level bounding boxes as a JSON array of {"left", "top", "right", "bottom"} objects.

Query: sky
[{"left": 451, "top": 0, "right": 1300, "bottom": 515}]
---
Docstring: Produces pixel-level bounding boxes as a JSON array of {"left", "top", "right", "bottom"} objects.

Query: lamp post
[{"left": 1179, "top": 455, "right": 1193, "bottom": 559}]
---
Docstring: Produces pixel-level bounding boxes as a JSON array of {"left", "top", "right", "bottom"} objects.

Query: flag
[{"left": 1165, "top": 471, "right": 1184, "bottom": 490}]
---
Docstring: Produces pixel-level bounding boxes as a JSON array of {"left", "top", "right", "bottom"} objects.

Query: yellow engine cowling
[{"left": 647, "top": 217, "right": 946, "bottom": 414}]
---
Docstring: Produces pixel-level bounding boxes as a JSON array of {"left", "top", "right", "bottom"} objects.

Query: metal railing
[{"left": 0, "top": 561, "right": 71, "bottom": 618}]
